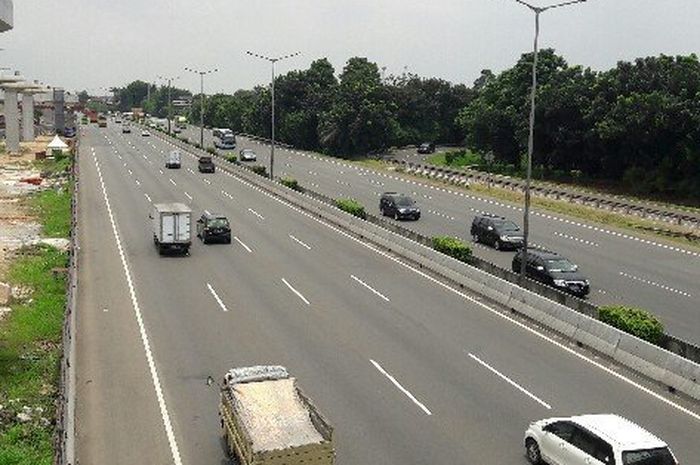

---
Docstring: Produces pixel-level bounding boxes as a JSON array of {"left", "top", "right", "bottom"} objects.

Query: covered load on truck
[
  {"left": 219, "top": 365, "right": 335, "bottom": 465},
  {"left": 150, "top": 203, "right": 192, "bottom": 255}
]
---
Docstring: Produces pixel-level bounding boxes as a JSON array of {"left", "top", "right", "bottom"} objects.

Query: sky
[{"left": 2, "top": 0, "right": 699, "bottom": 95}]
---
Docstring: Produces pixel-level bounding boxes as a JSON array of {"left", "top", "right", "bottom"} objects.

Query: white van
[{"left": 165, "top": 150, "right": 181, "bottom": 169}]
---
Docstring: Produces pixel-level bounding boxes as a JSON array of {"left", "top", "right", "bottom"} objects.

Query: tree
[{"left": 77, "top": 90, "right": 89, "bottom": 104}]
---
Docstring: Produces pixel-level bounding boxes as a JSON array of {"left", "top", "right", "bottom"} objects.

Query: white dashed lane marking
[
  {"left": 619, "top": 271, "right": 692, "bottom": 298},
  {"left": 553, "top": 232, "right": 599, "bottom": 247}
]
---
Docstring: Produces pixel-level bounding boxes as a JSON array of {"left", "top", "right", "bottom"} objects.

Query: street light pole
[
  {"left": 184, "top": 67, "right": 218, "bottom": 148},
  {"left": 158, "top": 75, "right": 179, "bottom": 135},
  {"left": 513, "top": 0, "right": 587, "bottom": 281},
  {"left": 246, "top": 51, "right": 301, "bottom": 180}
]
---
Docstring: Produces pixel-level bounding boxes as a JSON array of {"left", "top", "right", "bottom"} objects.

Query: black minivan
[
  {"left": 198, "top": 156, "right": 215, "bottom": 173},
  {"left": 380, "top": 192, "right": 421, "bottom": 220},
  {"left": 196, "top": 213, "right": 231, "bottom": 244},
  {"left": 470, "top": 214, "right": 524, "bottom": 250}
]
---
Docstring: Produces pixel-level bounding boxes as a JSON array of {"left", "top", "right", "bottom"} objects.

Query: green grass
[
  {"left": 426, "top": 149, "right": 481, "bottom": 168},
  {"left": 30, "top": 184, "right": 72, "bottom": 238},
  {"left": 0, "top": 245, "right": 68, "bottom": 465}
]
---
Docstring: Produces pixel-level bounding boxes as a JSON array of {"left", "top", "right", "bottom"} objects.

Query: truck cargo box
[
  {"left": 220, "top": 366, "right": 335, "bottom": 465},
  {"left": 151, "top": 203, "right": 191, "bottom": 255}
]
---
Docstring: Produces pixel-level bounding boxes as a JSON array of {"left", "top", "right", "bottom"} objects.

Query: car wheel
[
  {"left": 472, "top": 233, "right": 479, "bottom": 243},
  {"left": 202, "top": 236, "right": 208, "bottom": 244},
  {"left": 494, "top": 239, "right": 502, "bottom": 250},
  {"left": 394, "top": 211, "right": 399, "bottom": 221},
  {"left": 525, "top": 439, "right": 542, "bottom": 464},
  {"left": 379, "top": 207, "right": 384, "bottom": 216}
]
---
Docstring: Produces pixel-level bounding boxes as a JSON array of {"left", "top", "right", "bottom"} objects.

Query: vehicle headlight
[
  {"left": 500, "top": 235, "right": 509, "bottom": 241},
  {"left": 583, "top": 280, "right": 589, "bottom": 285},
  {"left": 553, "top": 279, "right": 567, "bottom": 287}
]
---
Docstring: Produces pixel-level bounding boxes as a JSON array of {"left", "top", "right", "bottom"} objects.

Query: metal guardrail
[
  {"left": 55, "top": 132, "right": 79, "bottom": 465},
  {"left": 390, "top": 159, "right": 700, "bottom": 230},
  {"left": 155, "top": 128, "right": 700, "bottom": 366}
]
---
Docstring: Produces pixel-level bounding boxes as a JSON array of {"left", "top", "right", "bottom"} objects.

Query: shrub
[
  {"left": 206, "top": 146, "right": 216, "bottom": 155},
  {"left": 335, "top": 198, "right": 367, "bottom": 219},
  {"left": 193, "top": 143, "right": 202, "bottom": 149},
  {"left": 250, "top": 165, "right": 268, "bottom": 177},
  {"left": 432, "top": 236, "right": 472, "bottom": 263},
  {"left": 225, "top": 154, "right": 238, "bottom": 163},
  {"left": 280, "top": 177, "right": 300, "bottom": 191},
  {"left": 598, "top": 305, "right": 665, "bottom": 344}
]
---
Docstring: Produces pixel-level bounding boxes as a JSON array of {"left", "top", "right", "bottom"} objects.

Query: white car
[
  {"left": 239, "top": 148, "right": 257, "bottom": 162},
  {"left": 141, "top": 130, "right": 151, "bottom": 137},
  {"left": 524, "top": 414, "right": 677, "bottom": 465}
]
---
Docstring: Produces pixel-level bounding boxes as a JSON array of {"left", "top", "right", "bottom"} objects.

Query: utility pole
[
  {"left": 246, "top": 51, "right": 301, "bottom": 180},
  {"left": 184, "top": 67, "right": 217, "bottom": 148},
  {"left": 512, "top": 0, "right": 587, "bottom": 281}
]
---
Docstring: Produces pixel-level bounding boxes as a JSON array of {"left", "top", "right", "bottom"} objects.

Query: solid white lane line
[
  {"left": 92, "top": 155, "right": 183, "bottom": 465},
  {"left": 281, "top": 278, "right": 310, "bottom": 306},
  {"left": 207, "top": 283, "right": 229, "bottom": 312},
  {"left": 144, "top": 193, "right": 152, "bottom": 203},
  {"left": 468, "top": 353, "right": 552, "bottom": 410},
  {"left": 350, "top": 274, "right": 390, "bottom": 302},
  {"left": 219, "top": 171, "right": 700, "bottom": 421},
  {"left": 248, "top": 208, "right": 265, "bottom": 220},
  {"left": 289, "top": 234, "right": 312, "bottom": 250},
  {"left": 234, "top": 236, "right": 252, "bottom": 253},
  {"left": 169, "top": 178, "right": 177, "bottom": 186},
  {"left": 184, "top": 192, "right": 192, "bottom": 200},
  {"left": 370, "top": 359, "right": 432, "bottom": 416}
]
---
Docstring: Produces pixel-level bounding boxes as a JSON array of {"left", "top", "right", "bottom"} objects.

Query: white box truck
[
  {"left": 219, "top": 366, "right": 335, "bottom": 465},
  {"left": 151, "top": 203, "right": 192, "bottom": 255}
]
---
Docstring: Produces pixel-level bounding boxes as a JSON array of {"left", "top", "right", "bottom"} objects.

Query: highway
[
  {"left": 179, "top": 124, "right": 700, "bottom": 344},
  {"left": 75, "top": 122, "right": 700, "bottom": 464}
]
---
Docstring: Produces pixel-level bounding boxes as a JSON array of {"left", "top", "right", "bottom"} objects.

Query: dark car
[
  {"left": 470, "top": 214, "right": 524, "bottom": 250},
  {"left": 379, "top": 192, "right": 421, "bottom": 220},
  {"left": 417, "top": 142, "right": 435, "bottom": 154},
  {"left": 196, "top": 213, "right": 231, "bottom": 244},
  {"left": 198, "top": 156, "right": 215, "bottom": 173},
  {"left": 63, "top": 127, "right": 77, "bottom": 138},
  {"left": 512, "top": 249, "right": 590, "bottom": 297}
]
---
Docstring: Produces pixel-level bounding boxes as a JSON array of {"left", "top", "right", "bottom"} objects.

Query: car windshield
[
  {"left": 545, "top": 258, "right": 577, "bottom": 272},
  {"left": 494, "top": 220, "right": 520, "bottom": 232},
  {"left": 242, "top": 149, "right": 253, "bottom": 154},
  {"left": 200, "top": 157, "right": 212, "bottom": 162},
  {"left": 396, "top": 197, "right": 414, "bottom": 206},
  {"left": 209, "top": 218, "right": 229, "bottom": 228},
  {"left": 622, "top": 448, "right": 675, "bottom": 465}
]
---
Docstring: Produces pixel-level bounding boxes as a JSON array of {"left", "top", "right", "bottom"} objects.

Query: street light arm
[{"left": 545, "top": 0, "right": 587, "bottom": 10}]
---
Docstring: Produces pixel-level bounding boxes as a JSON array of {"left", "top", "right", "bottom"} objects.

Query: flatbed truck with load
[
  {"left": 219, "top": 366, "right": 335, "bottom": 465},
  {"left": 150, "top": 203, "right": 192, "bottom": 255}
]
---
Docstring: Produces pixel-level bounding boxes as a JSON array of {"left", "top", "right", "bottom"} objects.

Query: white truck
[
  {"left": 150, "top": 203, "right": 192, "bottom": 255},
  {"left": 219, "top": 366, "right": 335, "bottom": 465}
]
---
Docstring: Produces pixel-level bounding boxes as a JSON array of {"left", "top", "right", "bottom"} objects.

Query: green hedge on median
[
  {"left": 335, "top": 198, "right": 367, "bottom": 219},
  {"left": 598, "top": 305, "right": 665, "bottom": 344},
  {"left": 206, "top": 146, "right": 216, "bottom": 154},
  {"left": 432, "top": 236, "right": 472, "bottom": 263},
  {"left": 280, "top": 177, "right": 300, "bottom": 191},
  {"left": 225, "top": 154, "right": 238, "bottom": 163},
  {"left": 250, "top": 165, "right": 268, "bottom": 177}
]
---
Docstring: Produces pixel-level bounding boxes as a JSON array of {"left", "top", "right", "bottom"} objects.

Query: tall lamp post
[
  {"left": 184, "top": 67, "right": 218, "bottom": 148},
  {"left": 513, "top": 0, "right": 587, "bottom": 280},
  {"left": 158, "top": 75, "right": 179, "bottom": 135},
  {"left": 246, "top": 51, "right": 300, "bottom": 180}
]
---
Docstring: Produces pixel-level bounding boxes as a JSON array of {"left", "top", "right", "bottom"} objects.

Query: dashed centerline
[{"left": 619, "top": 271, "right": 692, "bottom": 298}]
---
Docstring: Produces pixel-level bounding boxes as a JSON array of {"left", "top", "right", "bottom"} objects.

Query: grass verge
[{"left": 0, "top": 158, "right": 72, "bottom": 464}]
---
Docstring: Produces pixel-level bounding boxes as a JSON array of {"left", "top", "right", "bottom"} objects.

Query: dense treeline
[
  {"left": 112, "top": 80, "right": 192, "bottom": 117},
  {"left": 111, "top": 51, "right": 700, "bottom": 201}
]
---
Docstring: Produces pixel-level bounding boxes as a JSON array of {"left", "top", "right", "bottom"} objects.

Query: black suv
[
  {"left": 470, "top": 214, "right": 524, "bottom": 250},
  {"left": 380, "top": 192, "right": 420, "bottom": 220},
  {"left": 512, "top": 249, "right": 590, "bottom": 297},
  {"left": 198, "top": 156, "right": 215, "bottom": 173},
  {"left": 196, "top": 213, "right": 231, "bottom": 244},
  {"left": 417, "top": 142, "right": 435, "bottom": 154}
]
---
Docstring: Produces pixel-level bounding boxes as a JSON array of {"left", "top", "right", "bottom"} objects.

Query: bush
[
  {"left": 225, "top": 154, "right": 238, "bottom": 163},
  {"left": 280, "top": 177, "right": 300, "bottom": 191},
  {"left": 335, "top": 198, "right": 367, "bottom": 219},
  {"left": 206, "top": 146, "right": 216, "bottom": 155},
  {"left": 432, "top": 236, "right": 472, "bottom": 263},
  {"left": 598, "top": 305, "right": 665, "bottom": 344},
  {"left": 250, "top": 165, "right": 268, "bottom": 177}
]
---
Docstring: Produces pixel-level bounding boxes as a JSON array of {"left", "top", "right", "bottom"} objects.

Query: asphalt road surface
[
  {"left": 175, "top": 124, "right": 700, "bottom": 345},
  {"left": 75, "top": 123, "right": 700, "bottom": 465}
]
